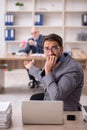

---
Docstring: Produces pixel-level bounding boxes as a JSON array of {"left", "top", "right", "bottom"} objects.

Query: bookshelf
[{"left": 4, "top": 0, "right": 87, "bottom": 54}]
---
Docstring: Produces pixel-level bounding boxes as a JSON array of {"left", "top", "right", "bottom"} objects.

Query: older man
[
  {"left": 19, "top": 27, "right": 44, "bottom": 53},
  {"left": 19, "top": 27, "right": 44, "bottom": 88}
]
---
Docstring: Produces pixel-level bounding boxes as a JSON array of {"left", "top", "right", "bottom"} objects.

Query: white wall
[
  {"left": 0, "top": 0, "right": 5, "bottom": 56},
  {"left": 0, "top": 0, "right": 87, "bottom": 55}
]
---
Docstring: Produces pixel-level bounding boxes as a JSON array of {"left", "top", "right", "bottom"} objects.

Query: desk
[
  {"left": 0, "top": 54, "right": 46, "bottom": 69},
  {"left": 7, "top": 112, "right": 87, "bottom": 130},
  {"left": 72, "top": 51, "right": 87, "bottom": 68},
  {"left": 0, "top": 53, "right": 87, "bottom": 67},
  {"left": 0, "top": 54, "right": 87, "bottom": 91}
]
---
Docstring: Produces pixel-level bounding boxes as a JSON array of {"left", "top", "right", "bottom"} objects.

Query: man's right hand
[
  {"left": 45, "top": 56, "right": 57, "bottom": 74},
  {"left": 28, "top": 39, "right": 35, "bottom": 46},
  {"left": 24, "top": 60, "right": 35, "bottom": 70}
]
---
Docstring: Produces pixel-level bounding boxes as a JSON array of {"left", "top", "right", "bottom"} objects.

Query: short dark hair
[{"left": 43, "top": 33, "right": 63, "bottom": 47}]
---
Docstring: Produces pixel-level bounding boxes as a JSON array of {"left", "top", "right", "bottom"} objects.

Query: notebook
[{"left": 22, "top": 101, "right": 64, "bottom": 125}]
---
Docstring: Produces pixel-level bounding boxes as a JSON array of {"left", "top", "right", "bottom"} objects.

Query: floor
[
  {"left": 0, "top": 68, "right": 87, "bottom": 104},
  {"left": 0, "top": 69, "right": 87, "bottom": 129}
]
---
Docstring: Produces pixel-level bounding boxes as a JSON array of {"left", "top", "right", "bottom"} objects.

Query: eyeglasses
[
  {"left": 31, "top": 31, "right": 38, "bottom": 35},
  {"left": 43, "top": 46, "right": 60, "bottom": 53}
]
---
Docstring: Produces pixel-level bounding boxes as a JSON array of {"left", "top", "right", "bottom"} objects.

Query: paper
[{"left": 0, "top": 102, "right": 11, "bottom": 114}]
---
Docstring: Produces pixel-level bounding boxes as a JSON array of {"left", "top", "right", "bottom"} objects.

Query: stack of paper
[{"left": 0, "top": 102, "right": 12, "bottom": 128}]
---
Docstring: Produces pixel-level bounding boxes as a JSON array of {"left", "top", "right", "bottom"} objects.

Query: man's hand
[
  {"left": 45, "top": 56, "right": 57, "bottom": 74},
  {"left": 28, "top": 39, "right": 35, "bottom": 46},
  {"left": 24, "top": 60, "right": 35, "bottom": 70},
  {"left": 20, "top": 40, "right": 27, "bottom": 48},
  {"left": 20, "top": 43, "right": 25, "bottom": 48}
]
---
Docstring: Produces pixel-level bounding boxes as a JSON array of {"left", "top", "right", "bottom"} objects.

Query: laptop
[{"left": 22, "top": 100, "right": 64, "bottom": 125}]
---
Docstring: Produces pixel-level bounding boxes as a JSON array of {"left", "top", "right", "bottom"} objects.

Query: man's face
[
  {"left": 31, "top": 30, "right": 39, "bottom": 39},
  {"left": 43, "top": 40, "right": 63, "bottom": 59}
]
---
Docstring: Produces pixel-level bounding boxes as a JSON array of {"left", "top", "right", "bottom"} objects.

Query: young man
[
  {"left": 19, "top": 27, "right": 44, "bottom": 88},
  {"left": 24, "top": 33, "right": 84, "bottom": 111}
]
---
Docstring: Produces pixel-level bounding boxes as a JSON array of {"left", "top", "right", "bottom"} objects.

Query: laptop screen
[{"left": 22, "top": 101, "right": 64, "bottom": 125}]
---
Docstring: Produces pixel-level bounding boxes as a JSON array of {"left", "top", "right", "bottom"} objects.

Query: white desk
[{"left": 9, "top": 112, "right": 87, "bottom": 130}]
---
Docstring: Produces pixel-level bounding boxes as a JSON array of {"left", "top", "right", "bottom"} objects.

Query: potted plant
[{"left": 15, "top": 2, "right": 24, "bottom": 10}]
